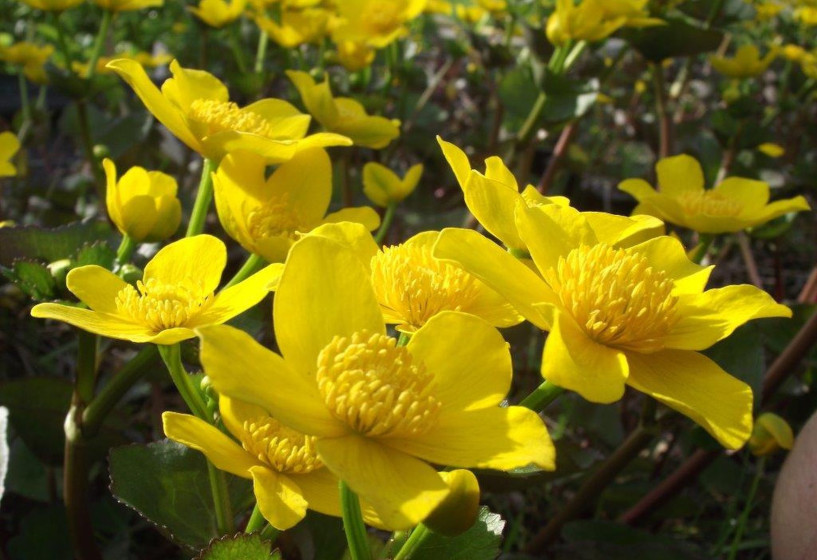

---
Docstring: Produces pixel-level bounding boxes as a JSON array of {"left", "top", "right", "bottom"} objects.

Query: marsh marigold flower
[
  {"left": 287, "top": 70, "right": 400, "bottom": 149},
  {"left": 212, "top": 149, "right": 380, "bottom": 263},
  {"left": 546, "top": 0, "right": 661, "bottom": 47},
  {"left": 197, "top": 236, "right": 554, "bottom": 529},
  {"left": 435, "top": 204, "right": 792, "bottom": 449},
  {"left": 103, "top": 158, "right": 181, "bottom": 242},
  {"left": 0, "top": 42, "right": 54, "bottom": 84},
  {"left": 619, "top": 154, "right": 810, "bottom": 234},
  {"left": 362, "top": 162, "right": 422, "bottom": 207},
  {"left": 188, "top": 0, "right": 247, "bottom": 27},
  {"left": 92, "top": 0, "right": 163, "bottom": 12},
  {"left": 107, "top": 59, "right": 350, "bottom": 163},
  {"left": 710, "top": 44, "right": 777, "bottom": 79},
  {"left": 334, "top": 40, "right": 376, "bottom": 71},
  {"left": 255, "top": 8, "right": 333, "bottom": 48},
  {"left": 19, "top": 0, "right": 82, "bottom": 10},
  {"left": 0, "top": 132, "right": 20, "bottom": 178},
  {"left": 331, "top": 0, "right": 427, "bottom": 48},
  {"left": 31, "top": 235, "right": 282, "bottom": 344}
]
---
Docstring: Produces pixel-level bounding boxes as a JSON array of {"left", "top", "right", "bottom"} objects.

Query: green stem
[
  {"left": 229, "top": 24, "right": 249, "bottom": 73},
  {"left": 688, "top": 234, "right": 714, "bottom": 265},
  {"left": 223, "top": 253, "right": 264, "bottom": 289},
  {"left": 254, "top": 28, "right": 269, "bottom": 75},
  {"left": 63, "top": 420, "right": 103, "bottom": 560},
  {"left": 186, "top": 157, "right": 216, "bottom": 237},
  {"left": 374, "top": 202, "right": 397, "bottom": 245},
  {"left": 393, "top": 525, "right": 432, "bottom": 560},
  {"left": 340, "top": 481, "right": 371, "bottom": 560},
  {"left": 85, "top": 9, "right": 113, "bottom": 81},
  {"left": 727, "top": 457, "right": 765, "bottom": 560},
  {"left": 76, "top": 332, "right": 98, "bottom": 404},
  {"left": 115, "top": 234, "right": 137, "bottom": 267},
  {"left": 158, "top": 343, "right": 209, "bottom": 421},
  {"left": 245, "top": 503, "right": 266, "bottom": 533},
  {"left": 208, "top": 461, "right": 235, "bottom": 534},
  {"left": 519, "top": 380, "right": 564, "bottom": 412},
  {"left": 18, "top": 72, "right": 31, "bottom": 130},
  {"left": 82, "top": 346, "right": 157, "bottom": 436},
  {"left": 53, "top": 12, "right": 75, "bottom": 69}
]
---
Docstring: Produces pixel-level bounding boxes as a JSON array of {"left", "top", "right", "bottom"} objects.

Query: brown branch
[{"left": 537, "top": 122, "right": 578, "bottom": 194}]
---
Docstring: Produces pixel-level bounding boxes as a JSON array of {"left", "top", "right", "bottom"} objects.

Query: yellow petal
[
  {"left": 287, "top": 468, "right": 343, "bottom": 518},
  {"left": 714, "top": 177, "right": 770, "bottom": 213},
  {"left": 408, "top": 312, "right": 511, "bottom": 411},
  {"left": 30, "top": 304, "right": 158, "bottom": 341},
  {"left": 274, "top": 236, "right": 384, "bottom": 376},
  {"left": 120, "top": 196, "right": 160, "bottom": 241},
  {"left": 542, "top": 311, "right": 629, "bottom": 404},
  {"left": 321, "top": 207, "right": 381, "bottom": 231},
  {"left": 483, "top": 156, "right": 518, "bottom": 190},
  {"left": 515, "top": 203, "right": 595, "bottom": 276},
  {"left": 619, "top": 178, "right": 657, "bottom": 201},
  {"left": 363, "top": 162, "right": 403, "bottom": 207},
  {"left": 66, "top": 265, "right": 130, "bottom": 314},
  {"left": 386, "top": 406, "right": 555, "bottom": 471},
  {"left": 163, "top": 59, "right": 229, "bottom": 108},
  {"left": 628, "top": 236, "right": 712, "bottom": 294},
  {"left": 752, "top": 196, "right": 811, "bottom": 225},
  {"left": 433, "top": 228, "right": 554, "bottom": 329},
  {"left": 197, "top": 324, "right": 345, "bottom": 437},
  {"left": 305, "top": 222, "right": 380, "bottom": 267},
  {"left": 656, "top": 154, "right": 704, "bottom": 196},
  {"left": 250, "top": 466, "right": 308, "bottom": 530},
  {"left": 219, "top": 395, "right": 268, "bottom": 441},
  {"left": 626, "top": 350, "right": 753, "bottom": 449},
  {"left": 286, "top": 70, "right": 339, "bottom": 126},
  {"left": 190, "top": 263, "right": 282, "bottom": 327},
  {"left": 316, "top": 435, "right": 449, "bottom": 530},
  {"left": 437, "top": 136, "right": 471, "bottom": 188},
  {"left": 463, "top": 170, "right": 526, "bottom": 249},
  {"left": 162, "top": 411, "right": 260, "bottom": 478},
  {"left": 267, "top": 148, "right": 332, "bottom": 227},
  {"left": 584, "top": 212, "right": 665, "bottom": 248},
  {"left": 143, "top": 235, "right": 226, "bottom": 296}
]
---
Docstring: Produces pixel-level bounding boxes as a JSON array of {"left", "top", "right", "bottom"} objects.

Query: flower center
[
  {"left": 115, "top": 278, "right": 213, "bottom": 332},
  {"left": 245, "top": 195, "right": 304, "bottom": 241},
  {"left": 240, "top": 415, "right": 322, "bottom": 474},
  {"left": 370, "top": 244, "right": 480, "bottom": 331},
  {"left": 316, "top": 330, "right": 441, "bottom": 437},
  {"left": 677, "top": 190, "right": 743, "bottom": 217},
  {"left": 544, "top": 244, "right": 679, "bottom": 352},
  {"left": 362, "top": 3, "right": 401, "bottom": 34},
  {"left": 188, "top": 99, "right": 271, "bottom": 137}
]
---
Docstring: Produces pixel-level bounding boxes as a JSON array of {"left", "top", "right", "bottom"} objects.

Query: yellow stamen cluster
[
  {"left": 677, "top": 190, "right": 743, "bottom": 217},
  {"left": 240, "top": 415, "right": 322, "bottom": 474},
  {"left": 370, "top": 244, "right": 480, "bottom": 330},
  {"left": 545, "top": 244, "right": 679, "bottom": 351},
  {"left": 115, "top": 278, "right": 213, "bottom": 331},
  {"left": 316, "top": 330, "right": 441, "bottom": 437},
  {"left": 188, "top": 99, "right": 271, "bottom": 137},
  {"left": 245, "top": 195, "right": 303, "bottom": 240}
]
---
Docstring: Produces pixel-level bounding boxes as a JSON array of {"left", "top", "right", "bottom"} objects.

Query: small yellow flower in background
[
  {"left": 31, "top": 235, "right": 282, "bottom": 344},
  {"left": 456, "top": 4, "right": 486, "bottom": 23},
  {"left": 0, "top": 132, "right": 21, "bottom": 178},
  {"left": 287, "top": 70, "right": 400, "bottom": 149},
  {"left": 546, "top": 0, "right": 661, "bottom": 47},
  {"left": 781, "top": 44, "right": 807, "bottom": 62},
  {"left": 212, "top": 150, "right": 380, "bottom": 263},
  {"left": 107, "top": 59, "right": 351, "bottom": 163},
  {"left": 103, "top": 158, "right": 181, "bottom": 243},
  {"left": 255, "top": 8, "right": 333, "bottom": 48},
  {"left": 710, "top": 44, "right": 777, "bottom": 79},
  {"left": 749, "top": 412, "right": 794, "bottom": 456},
  {"left": 425, "top": 0, "right": 453, "bottom": 14},
  {"left": 188, "top": 0, "right": 247, "bottom": 28},
  {"left": 332, "top": 0, "right": 427, "bottom": 49},
  {"left": 754, "top": 1, "right": 785, "bottom": 20},
  {"left": 795, "top": 6, "right": 817, "bottom": 25},
  {"left": 758, "top": 142, "right": 785, "bottom": 158},
  {"left": 619, "top": 154, "right": 810, "bottom": 234},
  {"left": 362, "top": 162, "right": 422, "bottom": 207},
  {"left": 335, "top": 40, "right": 376, "bottom": 72},
  {"left": 73, "top": 52, "right": 172, "bottom": 79},
  {"left": 198, "top": 236, "right": 554, "bottom": 529},
  {"left": 91, "top": 0, "right": 163, "bottom": 12},
  {"left": 435, "top": 204, "right": 793, "bottom": 449},
  {"left": 0, "top": 42, "right": 54, "bottom": 84},
  {"left": 18, "top": 0, "right": 83, "bottom": 10}
]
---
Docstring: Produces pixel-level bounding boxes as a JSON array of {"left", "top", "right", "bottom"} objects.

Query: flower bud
[
  {"left": 362, "top": 162, "right": 423, "bottom": 208},
  {"left": 749, "top": 412, "right": 794, "bottom": 457}
]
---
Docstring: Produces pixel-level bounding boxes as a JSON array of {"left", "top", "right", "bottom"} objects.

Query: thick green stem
[
  {"left": 158, "top": 343, "right": 209, "bottom": 420},
  {"left": 76, "top": 332, "right": 99, "bottom": 404},
  {"left": 208, "top": 461, "right": 235, "bottom": 534},
  {"left": 245, "top": 503, "right": 266, "bottom": 533},
  {"left": 254, "top": 29, "right": 269, "bottom": 75},
  {"left": 229, "top": 24, "right": 249, "bottom": 73},
  {"left": 393, "top": 525, "right": 432, "bottom": 560},
  {"left": 82, "top": 346, "right": 157, "bottom": 436},
  {"left": 374, "top": 202, "right": 397, "bottom": 245},
  {"left": 727, "top": 457, "right": 765, "bottom": 560},
  {"left": 85, "top": 9, "right": 113, "bottom": 81},
  {"left": 186, "top": 157, "right": 216, "bottom": 237},
  {"left": 519, "top": 380, "right": 564, "bottom": 412},
  {"left": 115, "top": 234, "right": 137, "bottom": 267},
  {"left": 223, "top": 253, "right": 264, "bottom": 289},
  {"left": 340, "top": 481, "right": 371, "bottom": 560}
]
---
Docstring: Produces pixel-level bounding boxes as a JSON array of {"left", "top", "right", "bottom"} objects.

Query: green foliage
[
  {"left": 405, "top": 507, "right": 505, "bottom": 560},
  {"left": 0, "top": 260, "right": 57, "bottom": 300},
  {"left": 195, "top": 533, "right": 281, "bottom": 560},
  {"left": 621, "top": 19, "right": 724, "bottom": 62}
]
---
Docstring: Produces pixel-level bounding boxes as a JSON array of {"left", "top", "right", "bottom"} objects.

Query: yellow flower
[
  {"left": 456, "top": 4, "right": 486, "bottom": 24},
  {"left": 795, "top": 6, "right": 817, "bottom": 25},
  {"left": 73, "top": 52, "right": 173, "bottom": 79},
  {"left": 0, "top": 42, "right": 54, "bottom": 84},
  {"left": 749, "top": 412, "right": 794, "bottom": 456},
  {"left": 781, "top": 44, "right": 807, "bottom": 62},
  {"left": 434, "top": 205, "right": 792, "bottom": 449},
  {"left": 546, "top": 0, "right": 661, "bottom": 47},
  {"left": 424, "top": 0, "right": 452, "bottom": 14},
  {"left": 754, "top": 1, "right": 784, "bottom": 20},
  {"left": 103, "top": 158, "right": 181, "bottom": 242},
  {"left": 438, "top": 137, "right": 664, "bottom": 252},
  {"left": 197, "top": 236, "right": 554, "bottom": 529},
  {"left": 287, "top": 70, "right": 400, "bottom": 149},
  {"left": 362, "top": 162, "right": 422, "bottom": 207},
  {"left": 619, "top": 154, "right": 810, "bottom": 234},
  {"left": 332, "top": 0, "right": 427, "bottom": 48},
  {"left": 107, "top": 59, "right": 351, "bottom": 163},
  {"left": 31, "top": 235, "right": 282, "bottom": 345},
  {"left": 255, "top": 8, "right": 333, "bottom": 48},
  {"left": 710, "top": 44, "right": 777, "bottom": 79},
  {"left": 0, "top": 132, "right": 21, "bottom": 178},
  {"left": 92, "top": 0, "right": 163, "bottom": 11},
  {"left": 335, "top": 40, "right": 376, "bottom": 71},
  {"left": 18, "top": 0, "right": 82, "bottom": 10},
  {"left": 758, "top": 142, "right": 785, "bottom": 158},
  {"left": 212, "top": 150, "right": 380, "bottom": 263},
  {"left": 188, "top": 0, "right": 247, "bottom": 27}
]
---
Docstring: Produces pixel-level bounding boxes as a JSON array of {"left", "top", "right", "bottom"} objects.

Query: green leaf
[
  {"left": 0, "top": 260, "right": 57, "bottom": 301},
  {"left": 0, "top": 221, "right": 114, "bottom": 267},
  {"left": 539, "top": 76, "right": 599, "bottom": 124},
  {"left": 109, "top": 439, "right": 252, "bottom": 550},
  {"left": 407, "top": 507, "right": 504, "bottom": 560},
  {"left": 703, "top": 323, "right": 765, "bottom": 405},
  {"left": 73, "top": 242, "right": 116, "bottom": 269},
  {"left": 621, "top": 18, "right": 724, "bottom": 62},
  {"left": 195, "top": 533, "right": 280, "bottom": 560}
]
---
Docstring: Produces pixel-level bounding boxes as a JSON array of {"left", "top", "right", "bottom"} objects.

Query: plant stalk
[
  {"left": 340, "top": 481, "right": 371, "bottom": 560},
  {"left": 186, "top": 157, "right": 216, "bottom": 237}
]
